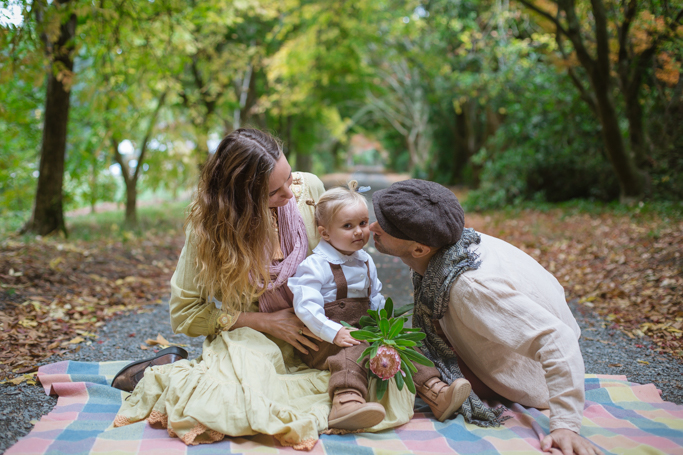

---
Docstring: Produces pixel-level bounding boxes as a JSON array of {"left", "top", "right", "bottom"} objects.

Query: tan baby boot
[
  {"left": 328, "top": 388, "right": 386, "bottom": 430},
  {"left": 417, "top": 377, "right": 471, "bottom": 422}
]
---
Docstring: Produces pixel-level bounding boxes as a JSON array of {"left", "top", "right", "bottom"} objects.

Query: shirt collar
[{"left": 313, "top": 239, "right": 370, "bottom": 265}]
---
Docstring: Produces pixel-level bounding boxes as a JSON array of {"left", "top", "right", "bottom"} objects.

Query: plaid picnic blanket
[{"left": 6, "top": 360, "right": 683, "bottom": 454}]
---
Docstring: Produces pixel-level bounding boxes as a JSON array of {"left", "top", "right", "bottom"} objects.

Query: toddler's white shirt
[{"left": 288, "top": 239, "right": 386, "bottom": 343}]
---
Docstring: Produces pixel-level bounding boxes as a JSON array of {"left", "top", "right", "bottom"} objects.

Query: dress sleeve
[
  {"left": 288, "top": 257, "right": 343, "bottom": 343},
  {"left": 294, "top": 172, "right": 325, "bottom": 255},
  {"left": 169, "top": 229, "right": 238, "bottom": 338},
  {"left": 367, "top": 256, "right": 386, "bottom": 311},
  {"left": 453, "top": 276, "right": 585, "bottom": 433}
]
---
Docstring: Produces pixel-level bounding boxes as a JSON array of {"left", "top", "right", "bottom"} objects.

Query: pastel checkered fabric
[{"left": 6, "top": 361, "right": 683, "bottom": 454}]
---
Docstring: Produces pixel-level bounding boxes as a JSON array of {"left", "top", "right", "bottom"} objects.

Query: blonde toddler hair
[{"left": 308, "top": 180, "right": 368, "bottom": 228}]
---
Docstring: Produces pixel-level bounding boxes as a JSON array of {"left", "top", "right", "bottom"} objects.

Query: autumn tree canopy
[{"left": 1, "top": 0, "right": 681, "bottom": 232}]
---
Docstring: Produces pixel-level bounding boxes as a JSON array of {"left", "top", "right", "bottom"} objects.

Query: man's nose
[{"left": 369, "top": 222, "right": 379, "bottom": 232}]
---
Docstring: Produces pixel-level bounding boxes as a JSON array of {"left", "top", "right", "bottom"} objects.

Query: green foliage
[
  {"left": 1, "top": 0, "right": 680, "bottom": 218},
  {"left": 344, "top": 298, "right": 433, "bottom": 400},
  {"left": 465, "top": 66, "right": 619, "bottom": 210}
]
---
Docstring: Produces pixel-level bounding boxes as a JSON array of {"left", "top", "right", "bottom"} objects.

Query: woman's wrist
[{"left": 233, "top": 311, "right": 270, "bottom": 334}]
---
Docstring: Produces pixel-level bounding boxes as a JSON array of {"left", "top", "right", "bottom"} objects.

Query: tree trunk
[
  {"left": 22, "top": 4, "right": 76, "bottom": 236},
  {"left": 124, "top": 180, "right": 137, "bottom": 227},
  {"left": 295, "top": 150, "right": 312, "bottom": 172},
  {"left": 620, "top": 60, "right": 652, "bottom": 170},
  {"left": 194, "top": 123, "right": 209, "bottom": 168},
  {"left": 89, "top": 157, "right": 97, "bottom": 214},
  {"left": 624, "top": 95, "right": 649, "bottom": 168},
  {"left": 591, "top": 72, "right": 644, "bottom": 201},
  {"left": 406, "top": 133, "right": 418, "bottom": 174}
]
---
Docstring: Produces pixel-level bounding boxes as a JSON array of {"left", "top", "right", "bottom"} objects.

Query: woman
[{"left": 113, "top": 129, "right": 413, "bottom": 450}]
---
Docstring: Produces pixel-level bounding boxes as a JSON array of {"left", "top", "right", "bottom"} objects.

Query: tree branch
[
  {"left": 590, "top": 0, "right": 612, "bottom": 79},
  {"left": 617, "top": 0, "right": 638, "bottom": 67},
  {"left": 111, "top": 137, "right": 131, "bottom": 187},
  {"left": 132, "top": 91, "right": 168, "bottom": 183},
  {"left": 556, "top": 0, "right": 596, "bottom": 73},
  {"left": 516, "top": 0, "right": 570, "bottom": 36},
  {"left": 555, "top": 17, "right": 597, "bottom": 114}
]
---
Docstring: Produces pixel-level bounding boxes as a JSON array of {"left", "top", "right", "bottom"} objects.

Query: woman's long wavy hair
[{"left": 186, "top": 128, "right": 282, "bottom": 313}]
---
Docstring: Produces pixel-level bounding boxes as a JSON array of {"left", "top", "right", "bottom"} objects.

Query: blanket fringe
[
  {"left": 113, "top": 414, "right": 131, "bottom": 427},
  {"left": 276, "top": 434, "right": 318, "bottom": 451},
  {"left": 147, "top": 410, "right": 225, "bottom": 445},
  {"left": 322, "top": 427, "right": 367, "bottom": 435}
]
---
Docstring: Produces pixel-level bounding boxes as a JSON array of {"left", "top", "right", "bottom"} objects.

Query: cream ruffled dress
[{"left": 114, "top": 172, "right": 415, "bottom": 450}]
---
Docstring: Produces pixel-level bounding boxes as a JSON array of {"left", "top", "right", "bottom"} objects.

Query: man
[{"left": 370, "top": 179, "right": 602, "bottom": 455}]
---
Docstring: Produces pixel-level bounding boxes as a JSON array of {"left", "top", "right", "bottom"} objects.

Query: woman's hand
[{"left": 237, "top": 308, "right": 321, "bottom": 354}]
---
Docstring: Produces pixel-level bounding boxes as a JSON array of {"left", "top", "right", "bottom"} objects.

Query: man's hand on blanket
[
  {"left": 262, "top": 308, "right": 322, "bottom": 355},
  {"left": 542, "top": 429, "right": 603, "bottom": 455}
]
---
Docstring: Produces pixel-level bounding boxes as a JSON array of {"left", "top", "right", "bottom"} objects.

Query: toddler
[{"left": 288, "top": 181, "right": 471, "bottom": 431}]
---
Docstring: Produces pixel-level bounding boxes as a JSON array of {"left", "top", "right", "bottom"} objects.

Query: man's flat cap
[{"left": 372, "top": 179, "right": 465, "bottom": 248}]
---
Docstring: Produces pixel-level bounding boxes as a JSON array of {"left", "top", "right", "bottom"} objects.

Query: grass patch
[
  {"left": 67, "top": 200, "right": 190, "bottom": 241},
  {"left": 0, "top": 200, "right": 190, "bottom": 242},
  {"left": 464, "top": 197, "right": 683, "bottom": 221}
]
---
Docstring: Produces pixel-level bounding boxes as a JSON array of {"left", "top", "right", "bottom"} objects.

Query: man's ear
[
  {"left": 411, "top": 243, "right": 433, "bottom": 259},
  {"left": 317, "top": 225, "right": 329, "bottom": 240}
]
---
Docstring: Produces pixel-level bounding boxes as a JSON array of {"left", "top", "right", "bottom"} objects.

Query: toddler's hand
[{"left": 333, "top": 327, "right": 362, "bottom": 347}]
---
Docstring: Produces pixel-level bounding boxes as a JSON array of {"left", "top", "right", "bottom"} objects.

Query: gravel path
[{"left": 2, "top": 174, "right": 681, "bottom": 453}]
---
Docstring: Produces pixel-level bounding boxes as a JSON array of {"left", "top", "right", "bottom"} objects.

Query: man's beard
[{"left": 372, "top": 235, "right": 392, "bottom": 255}]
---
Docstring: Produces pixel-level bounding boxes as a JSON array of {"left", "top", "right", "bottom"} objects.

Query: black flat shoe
[{"left": 111, "top": 346, "right": 188, "bottom": 392}]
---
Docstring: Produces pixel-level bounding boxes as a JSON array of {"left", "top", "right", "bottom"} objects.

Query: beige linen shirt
[
  {"left": 438, "top": 233, "right": 585, "bottom": 433},
  {"left": 168, "top": 172, "right": 325, "bottom": 338}
]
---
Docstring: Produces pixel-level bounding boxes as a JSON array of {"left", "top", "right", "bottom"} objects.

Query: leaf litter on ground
[
  {"left": 0, "top": 227, "right": 184, "bottom": 383},
  {"left": 466, "top": 208, "right": 682, "bottom": 360},
  {"left": 1, "top": 204, "right": 680, "bottom": 385}
]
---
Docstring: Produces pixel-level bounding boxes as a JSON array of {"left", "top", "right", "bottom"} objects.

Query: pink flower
[{"left": 370, "top": 345, "right": 401, "bottom": 380}]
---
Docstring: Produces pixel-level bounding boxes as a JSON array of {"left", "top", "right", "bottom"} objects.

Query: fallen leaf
[
  {"left": 1, "top": 372, "right": 37, "bottom": 385},
  {"left": 69, "top": 336, "right": 85, "bottom": 344},
  {"left": 145, "top": 333, "right": 171, "bottom": 347},
  {"left": 140, "top": 344, "right": 149, "bottom": 350},
  {"left": 18, "top": 319, "right": 38, "bottom": 328},
  {"left": 49, "top": 257, "right": 64, "bottom": 270},
  {"left": 608, "top": 363, "right": 623, "bottom": 367},
  {"left": 637, "top": 360, "right": 650, "bottom": 365}
]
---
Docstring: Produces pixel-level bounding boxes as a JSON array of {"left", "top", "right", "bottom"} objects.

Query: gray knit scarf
[{"left": 413, "top": 228, "right": 508, "bottom": 427}]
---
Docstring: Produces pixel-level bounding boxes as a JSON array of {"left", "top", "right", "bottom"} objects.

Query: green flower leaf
[
  {"left": 359, "top": 316, "right": 376, "bottom": 328},
  {"left": 379, "top": 308, "right": 388, "bottom": 320},
  {"left": 340, "top": 320, "right": 353, "bottom": 328},
  {"left": 357, "top": 346, "right": 373, "bottom": 363},
  {"left": 351, "top": 330, "right": 380, "bottom": 341},
  {"left": 385, "top": 298, "right": 394, "bottom": 318},
  {"left": 376, "top": 377, "right": 388, "bottom": 400},
  {"left": 395, "top": 339, "right": 417, "bottom": 347},
  {"left": 395, "top": 332, "right": 426, "bottom": 341},
  {"left": 399, "top": 351, "right": 418, "bottom": 373},
  {"left": 401, "top": 361, "right": 416, "bottom": 394},
  {"left": 370, "top": 343, "right": 379, "bottom": 359},
  {"left": 400, "top": 348, "right": 435, "bottom": 367},
  {"left": 395, "top": 369, "right": 405, "bottom": 391},
  {"left": 387, "top": 317, "right": 404, "bottom": 339},
  {"left": 379, "top": 318, "right": 389, "bottom": 336},
  {"left": 394, "top": 303, "right": 414, "bottom": 317},
  {"left": 368, "top": 310, "right": 379, "bottom": 323}
]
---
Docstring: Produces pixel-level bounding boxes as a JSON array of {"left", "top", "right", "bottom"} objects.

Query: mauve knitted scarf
[{"left": 258, "top": 196, "right": 308, "bottom": 313}]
